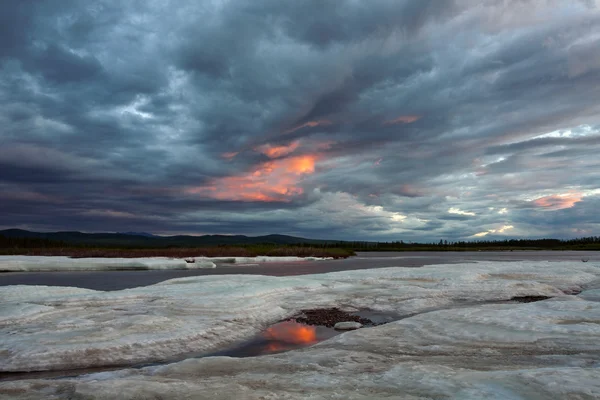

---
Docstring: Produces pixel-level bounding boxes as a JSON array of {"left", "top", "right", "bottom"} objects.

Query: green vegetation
[
  {"left": 1, "top": 230, "right": 599, "bottom": 259},
  {"left": 348, "top": 237, "right": 600, "bottom": 251},
  {"left": 350, "top": 236, "right": 600, "bottom": 251},
  {"left": 0, "top": 235, "right": 354, "bottom": 258}
]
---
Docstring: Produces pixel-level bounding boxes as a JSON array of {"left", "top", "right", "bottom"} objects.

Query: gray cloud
[{"left": 1, "top": 0, "right": 599, "bottom": 240}]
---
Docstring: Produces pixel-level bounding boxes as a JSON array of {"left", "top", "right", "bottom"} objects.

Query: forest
[{"left": 1, "top": 231, "right": 599, "bottom": 258}]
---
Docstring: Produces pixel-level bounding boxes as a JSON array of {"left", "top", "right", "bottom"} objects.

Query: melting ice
[{"left": 1, "top": 259, "right": 600, "bottom": 399}]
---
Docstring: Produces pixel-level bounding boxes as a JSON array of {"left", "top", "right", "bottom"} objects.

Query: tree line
[
  {"left": 0, "top": 235, "right": 69, "bottom": 249},
  {"left": 1, "top": 234, "right": 599, "bottom": 251},
  {"left": 339, "top": 237, "right": 600, "bottom": 251}
]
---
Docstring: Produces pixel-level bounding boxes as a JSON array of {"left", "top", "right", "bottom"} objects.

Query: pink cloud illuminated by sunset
[
  {"left": 256, "top": 141, "right": 299, "bottom": 158},
  {"left": 221, "top": 152, "right": 239, "bottom": 160},
  {"left": 532, "top": 193, "right": 582, "bottom": 210},
  {"left": 383, "top": 115, "right": 421, "bottom": 125},
  {"left": 82, "top": 209, "right": 137, "bottom": 218},
  {"left": 187, "top": 154, "right": 319, "bottom": 202},
  {"left": 283, "top": 119, "right": 332, "bottom": 134}
]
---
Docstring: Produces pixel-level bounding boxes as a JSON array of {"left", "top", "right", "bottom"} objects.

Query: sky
[{"left": 1, "top": 0, "right": 600, "bottom": 241}]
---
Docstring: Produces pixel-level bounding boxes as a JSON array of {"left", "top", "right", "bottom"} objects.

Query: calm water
[{"left": 0, "top": 251, "right": 597, "bottom": 291}]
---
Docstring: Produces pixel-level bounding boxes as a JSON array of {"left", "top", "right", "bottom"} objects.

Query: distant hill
[
  {"left": 0, "top": 229, "right": 344, "bottom": 248},
  {"left": 119, "top": 232, "right": 160, "bottom": 238},
  {"left": 2, "top": 229, "right": 600, "bottom": 252}
]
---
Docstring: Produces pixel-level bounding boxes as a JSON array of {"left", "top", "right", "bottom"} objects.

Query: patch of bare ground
[{"left": 290, "top": 308, "right": 375, "bottom": 328}]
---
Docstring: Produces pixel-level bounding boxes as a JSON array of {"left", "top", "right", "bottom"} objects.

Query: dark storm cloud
[{"left": 1, "top": 0, "right": 600, "bottom": 240}]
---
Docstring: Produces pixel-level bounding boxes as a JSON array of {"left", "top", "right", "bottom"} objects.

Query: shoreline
[{"left": 0, "top": 246, "right": 354, "bottom": 259}]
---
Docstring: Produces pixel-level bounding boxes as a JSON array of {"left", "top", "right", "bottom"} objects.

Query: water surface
[{"left": 0, "top": 251, "right": 597, "bottom": 291}]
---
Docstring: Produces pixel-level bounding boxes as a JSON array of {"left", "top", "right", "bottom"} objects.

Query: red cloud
[
  {"left": 256, "top": 141, "right": 299, "bottom": 158},
  {"left": 532, "top": 193, "right": 582, "bottom": 210},
  {"left": 187, "top": 155, "right": 318, "bottom": 202},
  {"left": 283, "top": 119, "right": 332, "bottom": 134},
  {"left": 383, "top": 115, "right": 421, "bottom": 125}
]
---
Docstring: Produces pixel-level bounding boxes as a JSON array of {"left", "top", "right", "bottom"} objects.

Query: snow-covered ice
[
  {"left": 3, "top": 299, "right": 600, "bottom": 399},
  {"left": 0, "top": 255, "right": 331, "bottom": 272},
  {"left": 211, "top": 256, "right": 333, "bottom": 264},
  {"left": 0, "top": 255, "right": 216, "bottom": 271},
  {"left": 1, "top": 259, "right": 600, "bottom": 398}
]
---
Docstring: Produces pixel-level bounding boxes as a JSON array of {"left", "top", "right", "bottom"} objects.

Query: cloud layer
[{"left": 1, "top": 0, "right": 599, "bottom": 240}]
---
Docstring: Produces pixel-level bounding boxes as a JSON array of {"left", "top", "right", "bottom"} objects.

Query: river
[{"left": 0, "top": 250, "right": 597, "bottom": 291}]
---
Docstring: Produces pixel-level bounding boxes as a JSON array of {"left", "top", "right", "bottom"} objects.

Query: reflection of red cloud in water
[
  {"left": 532, "top": 193, "right": 582, "bottom": 210},
  {"left": 187, "top": 155, "right": 318, "bottom": 202},
  {"left": 264, "top": 321, "right": 317, "bottom": 344},
  {"left": 265, "top": 342, "right": 287, "bottom": 352}
]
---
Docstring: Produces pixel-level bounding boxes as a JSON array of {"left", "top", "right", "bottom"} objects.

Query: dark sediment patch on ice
[
  {"left": 510, "top": 295, "right": 552, "bottom": 303},
  {"left": 288, "top": 307, "right": 377, "bottom": 327}
]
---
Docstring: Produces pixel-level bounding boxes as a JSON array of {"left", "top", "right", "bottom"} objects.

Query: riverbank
[{"left": 0, "top": 245, "right": 354, "bottom": 259}]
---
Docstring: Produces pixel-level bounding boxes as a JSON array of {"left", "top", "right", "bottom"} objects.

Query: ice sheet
[
  {"left": 1, "top": 260, "right": 599, "bottom": 374},
  {"left": 0, "top": 256, "right": 216, "bottom": 271},
  {"left": 210, "top": 256, "right": 333, "bottom": 264},
  {"left": 0, "top": 255, "right": 333, "bottom": 272},
  {"left": 2, "top": 299, "right": 600, "bottom": 398},
  {"left": 579, "top": 288, "right": 600, "bottom": 302}
]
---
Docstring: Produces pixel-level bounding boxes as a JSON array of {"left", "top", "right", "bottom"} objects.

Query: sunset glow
[
  {"left": 472, "top": 225, "right": 515, "bottom": 237},
  {"left": 383, "top": 115, "right": 421, "bottom": 125},
  {"left": 532, "top": 193, "right": 582, "bottom": 210},
  {"left": 187, "top": 154, "right": 318, "bottom": 202},
  {"left": 283, "top": 120, "right": 332, "bottom": 134},
  {"left": 257, "top": 141, "right": 299, "bottom": 158}
]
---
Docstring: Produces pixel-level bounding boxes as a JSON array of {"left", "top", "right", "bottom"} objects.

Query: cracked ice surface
[
  {"left": 2, "top": 299, "right": 600, "bottom": 399},
  {"left": 0, "top": 255, "right": 332, "bottom": 272},
  {"left": 1, "top": 260, "right": 600, "bottom": 377}
]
